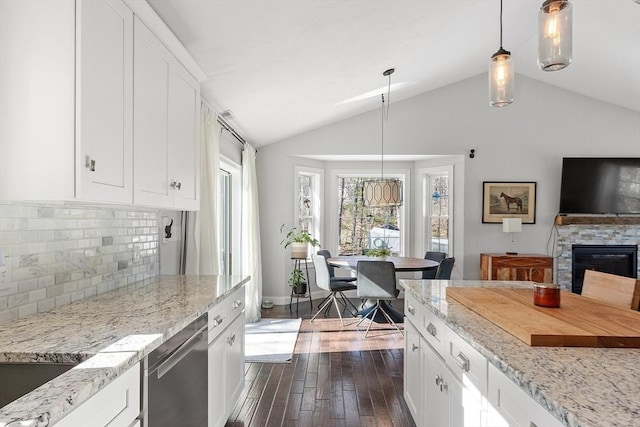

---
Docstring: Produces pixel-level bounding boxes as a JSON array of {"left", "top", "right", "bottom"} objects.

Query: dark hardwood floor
[{"left": 225, "top": 298, "right": 416, "bottom": 427}]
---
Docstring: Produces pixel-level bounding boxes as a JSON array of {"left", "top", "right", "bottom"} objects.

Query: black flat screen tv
[{"left": 559, "top": 157, "right": 640, "bottom": 214}]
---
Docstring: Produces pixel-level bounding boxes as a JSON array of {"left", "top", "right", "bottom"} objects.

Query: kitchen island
[
  {"left": 400, "top": 279, "right": 640, "bottom": 427},
  {"left": 0, "top": 274, "right": 248, "bottom": 426}
]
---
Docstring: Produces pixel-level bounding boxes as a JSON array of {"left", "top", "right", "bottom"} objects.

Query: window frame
[
  {"left": 329, "top": 168, "right": 409, "bottom": 257},
  {"left": 294, "top": 166, "right": 324, "bottom": 257},
  {"left": 419, "top": 166, "right": 454, "bottom": 257}
]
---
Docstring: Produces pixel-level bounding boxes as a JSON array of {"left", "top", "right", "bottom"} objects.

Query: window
[
  {"left": 219, "top": 158, "right": 242, "bottom": 275},
  {"left": 295, "top": 167, "right": 323, "bottom": 247},
  {"left": 423, "top": 169, "right": 451, "bottom": 255},
  {"left": 336, "top": 175, "right": 404, "bottom": 256}
]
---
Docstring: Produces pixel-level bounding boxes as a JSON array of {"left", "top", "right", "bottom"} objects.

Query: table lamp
[{"left": 502, "top": 217, "right": 522, "bottom": 255}]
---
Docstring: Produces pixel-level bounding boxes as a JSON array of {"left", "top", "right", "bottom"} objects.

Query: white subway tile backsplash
[{"left": 0, "top": 203, "right": 159, "bottom": 325}]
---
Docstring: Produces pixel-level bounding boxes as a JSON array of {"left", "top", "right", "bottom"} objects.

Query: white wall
[{"left": 256, "top": 73, "right": 640, "bottom": 303}]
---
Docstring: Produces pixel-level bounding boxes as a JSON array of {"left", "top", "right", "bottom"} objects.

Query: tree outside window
[{"left": 337, "top": 177, "right": 401, "bottom": 256}]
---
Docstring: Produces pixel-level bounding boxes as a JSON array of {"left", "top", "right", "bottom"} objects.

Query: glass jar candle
[{"left": 533, "top": 283, "right": 561, "bottom": 308}]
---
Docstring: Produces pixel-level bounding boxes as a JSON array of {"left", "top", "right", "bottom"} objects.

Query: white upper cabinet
[
  {"left": 77, "top": 0, "right": 133, "bottom": 203},
  {"left": 134, "top": 18, "right": 200, "bottom": 210},
  {"left": 0, "top": 0, "right": 202, "bottom": 209},
  {"left": 0, "top": 0, "right": 76, "bottom": 201},
  {"left": 169, "top": 65, "right": 200, "bottom": 210}
]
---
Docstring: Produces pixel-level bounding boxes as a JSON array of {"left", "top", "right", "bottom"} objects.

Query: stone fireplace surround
[{"left": 555, "top": 218, "right": 640, "bottom": 289}]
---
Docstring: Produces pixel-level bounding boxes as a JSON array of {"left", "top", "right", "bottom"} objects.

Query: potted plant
[
  {"left": 366, "top": 246, "right": 391, "bottom": 260},
  {"left": 288, "top": 268, "right": 307, "bottom": 295},
  {"left": 280, "top": 224, "right": 320, "bottom": 259}
]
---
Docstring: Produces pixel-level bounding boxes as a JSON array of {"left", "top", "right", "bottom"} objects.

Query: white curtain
[
  {"left": 242, "top": 145, "right": 262, "bottom": 322},
  {"left": 185, "top": 105, "right": 221, "bottom": 275}
]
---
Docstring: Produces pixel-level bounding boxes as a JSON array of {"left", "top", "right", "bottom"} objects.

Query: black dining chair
[
  {"left": 317, "top": 250, "right": 357, "bottom": 285},
  {"left": 310, "top": 254, "right": 357, "bottom": 325},
  {"left": 356, "top": 260, "right": 403, "bottom": 337},
  {"left": 422, "top": 251, "right": 447, "bottom": 279},
  {"left": 434, "top": 257, "right": 455, "bottom": 279}
]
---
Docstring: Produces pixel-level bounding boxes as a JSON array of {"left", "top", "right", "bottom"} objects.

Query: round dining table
[
  {"left": 327, "top": 255, "right": 440, "bottom": 323},
  {"left": 327, "top": 255, "right": 439, "bottom": 272}
]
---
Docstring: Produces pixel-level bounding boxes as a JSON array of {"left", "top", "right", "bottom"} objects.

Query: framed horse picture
[{"left": 482, "top": 181, "right": 537, "bottom": 224}]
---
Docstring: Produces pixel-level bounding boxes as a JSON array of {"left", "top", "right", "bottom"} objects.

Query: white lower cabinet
[
  {"left": 421, "top": 336, "right": 451, "bottom": 427},
  {"left": 404, "top": 298, "right": 563, "bottom": 427},
  {"left": 403, "top": 319, "right": 422, "bottom": 422},
  {"left": 208, "top": 287, "right": 245, "bottom": 427},
  {"left": 419, "top": 336, "right": 484, "bottom": 427},
  {"left": 55, "top": 362, "right": 140, "bottom": 427},
  {"left": 487, "top": 364, "right": 564, "bottom": 427}
]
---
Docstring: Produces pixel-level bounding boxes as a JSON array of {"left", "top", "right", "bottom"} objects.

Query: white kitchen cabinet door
[
  {"left": 133, "top": 17, "right": 172, "bottom": 208},
  {"left": 404, "top": 319, "right": 421, "bottom": 424},
  {"left": 225, "top": 313, "right": 245, "bottom": 414},
  {"left": 76, "top": 0, "right": 133, "bottom": 204},
  {"left": 168, "top": 63, "right": 200, "bottom": 210},
  {"left": 422, "top": 337, "right": 449, "bottom": 427},
  {"left": 0, "top": 1, "right": 75, "bottom": 201}
]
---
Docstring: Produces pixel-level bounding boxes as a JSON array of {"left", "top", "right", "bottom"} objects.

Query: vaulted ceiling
[{"left": 148, "top": 0, "right": 640, "bottom": 147}]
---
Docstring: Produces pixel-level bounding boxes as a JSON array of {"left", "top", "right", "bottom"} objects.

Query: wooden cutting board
[{"left": 446, "top": 287, "right": 640, "bottom": 347}]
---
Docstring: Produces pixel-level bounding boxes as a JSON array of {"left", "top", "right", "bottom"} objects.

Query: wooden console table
[{"left": 481, "top": 253, "right": 553, "bottom": 283}]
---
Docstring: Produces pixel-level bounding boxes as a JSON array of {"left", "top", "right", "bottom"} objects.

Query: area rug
[{"left": 245, "top": 318, "right": 302, "bottom": 363}]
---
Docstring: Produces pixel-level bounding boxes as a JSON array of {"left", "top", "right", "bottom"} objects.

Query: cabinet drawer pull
[
  {"left": 211, "top": 315, "right": 223, "bottom": 328},
  {"left": 412, "top": 344, "right": 419, "bottom": 352},
  {"left": 426, "top": 322, "right": 437, "bottom": 337},
  {"left": 455, "top": 352, "right": 470, "bottom": 371},
  {"left": 407, "top": 305, "right": 415, "bottom": 315}
]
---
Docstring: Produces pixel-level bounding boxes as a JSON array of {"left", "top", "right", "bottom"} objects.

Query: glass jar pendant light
[
  {"left": 489, "top": 0, "right": 514, "bottom": 107},
  {"left": 538, "top": 0, "right": 572, "bottom": 71}
]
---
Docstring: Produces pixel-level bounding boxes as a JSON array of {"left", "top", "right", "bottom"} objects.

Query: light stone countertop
[
  {"left": 399, "top": 279, "right": 640, "bottom": 427},
  {"left": 0, "top": 274, "right": 249, "bottom": 427}
]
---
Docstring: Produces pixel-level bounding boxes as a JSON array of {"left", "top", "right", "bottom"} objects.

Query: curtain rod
[
  {"left": 217, "top": 114, "right": 247, "bottom": 147},
  {"left": 200, "top": 99, "right": 247, "bottom": 147}
]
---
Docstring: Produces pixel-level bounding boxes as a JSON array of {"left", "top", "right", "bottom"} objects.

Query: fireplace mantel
[{"left": 555, "top": 215, "right": 640, "bottom": 226}]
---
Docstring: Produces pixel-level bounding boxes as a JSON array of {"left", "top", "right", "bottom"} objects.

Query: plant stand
[{"left": 289, "top": 257, "right": 312, "bottom": 316}]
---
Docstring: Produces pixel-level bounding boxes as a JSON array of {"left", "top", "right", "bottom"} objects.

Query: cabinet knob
[
  {"left": 227, "top": 334, "right": 236, "bottom": 346},
  {"left": 85, "top": 156, "right": 96, "bottom": 172},
  {"left": 407, "top": 305, "right": 415, "bottom": 315},
  {"left": 412, "top": 344, "right": 419, "bottom": 352},
  {"left": 233, "top": 299, "right": 242, "bottom": 309},
  {"left": 435, "top": 375, "right": 447, "bottom": 392},
  {"left": 170, "top": 180, "right": 182, "bottom": 190}
]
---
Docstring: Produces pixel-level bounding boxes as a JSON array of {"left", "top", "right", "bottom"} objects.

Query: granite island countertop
[
  {"left": 399, "top": 279, "right": 640, "bottom": 427},
  {"left": 0, "top": 274, "right": 249, "bottom": 427}
]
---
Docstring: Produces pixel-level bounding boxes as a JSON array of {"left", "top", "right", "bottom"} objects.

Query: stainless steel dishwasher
[{"left": 143, "top": 313, "right": 208, "bottom": 426}]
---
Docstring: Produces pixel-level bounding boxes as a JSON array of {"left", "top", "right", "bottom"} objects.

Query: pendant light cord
[
  {"left": 381, "top": 70, "right": 392, "bottom": 180},
  {"left": 499, "top": 0, "right": 504, "bottom": 48},
  {"left": 381, "top": 93, "right": 384, "bottom": 180}
]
